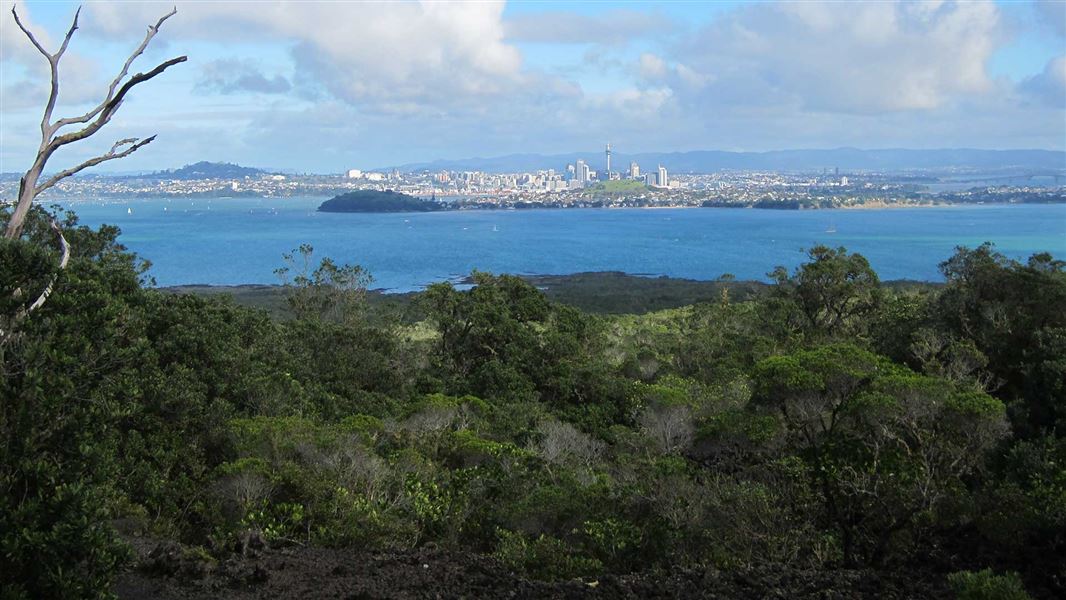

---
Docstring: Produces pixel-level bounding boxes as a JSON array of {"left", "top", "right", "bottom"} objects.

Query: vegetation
[
  {"left": 2, "top": 203, "right": 1064, "bottom": 598},
  {"left": 150, "top": 161, "right": 267, "bottom": 180},
  {"left": 318, "top": 190, "right": 444, "bottom": 213},
  {"left": 590, "top": 180, "right": 647, "bottom": 194}
]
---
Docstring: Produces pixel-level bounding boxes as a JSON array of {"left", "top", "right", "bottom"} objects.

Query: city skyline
[{"left": 1, "top": 1, "right": 1064, "bottom": 174}]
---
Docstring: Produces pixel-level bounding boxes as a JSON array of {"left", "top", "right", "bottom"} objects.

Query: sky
[{"left": 0, "top": 0, "right": 1063, "bottom": 174}]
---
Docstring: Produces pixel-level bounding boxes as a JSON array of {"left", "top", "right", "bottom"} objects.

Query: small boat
[
  {"left": 127, "top": 207, "right": 133, "bottom": 215},
  {"left": 492, "top": 224, "right": 498, "bottom": 232},
  {"left": 825, "top": 224, "right": 837, "bottom": 233}
]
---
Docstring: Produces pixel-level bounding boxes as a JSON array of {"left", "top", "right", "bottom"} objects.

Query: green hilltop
[
  {"left": 590, "top": 179, "right": 647, "bottom": 194},
  {"left": 318, "top": 189, "right": 445, "bottom": 213}
]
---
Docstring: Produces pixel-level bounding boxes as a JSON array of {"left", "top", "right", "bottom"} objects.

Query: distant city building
[
  {"left": 365, "top": 172, "right": 385, "bottom": 181},
  {"left": 605, "top": 142, "right": 611, "bottom": 176},
  {"left": 657, "top": 165, "right": 668, "bottom": 188},
  {"left": 346, "top": 169, "right": 362, "bottom": 179},
  {"left": 840, "top": 176, "right": 849, "bottom": 186},
  {"left": 576, "top": 159, "right": 590, "bottom": 184},
  {"left": 629, "top": 161, "right": 640, "bottom": 179}
]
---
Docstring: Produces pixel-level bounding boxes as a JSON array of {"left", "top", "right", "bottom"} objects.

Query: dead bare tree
[{"left": 2, "top": 4, "right": 186, "bottom": 330}]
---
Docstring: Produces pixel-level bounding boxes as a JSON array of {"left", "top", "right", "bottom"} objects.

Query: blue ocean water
[{"left": 58, "top": 197, "right": 1066, "bottom": 291}]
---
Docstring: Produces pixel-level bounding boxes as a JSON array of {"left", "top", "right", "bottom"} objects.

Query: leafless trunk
[{"left": 2, "top": 4, "right": 185, "bottom": 330}]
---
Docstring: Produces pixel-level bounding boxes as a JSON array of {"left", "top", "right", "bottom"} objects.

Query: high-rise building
[
  {"left": 605, "top": 143, "right": 611, "bottom": 176},
  {"left": 657, "top": 165, "right": 668, "bottom": 188},
  {"left": 347, "top": 169, "right": 362, "bottom": 179},
  {"left": 576, "top": 159, "right": 590, "bottom": 184},
  {"left": 629, "top": 162, "right": 639, "bottom": 179}
]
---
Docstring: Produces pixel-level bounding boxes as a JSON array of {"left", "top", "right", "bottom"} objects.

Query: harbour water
[{"left": 58, "top": 197, "right": 1066, "bottom": 291}]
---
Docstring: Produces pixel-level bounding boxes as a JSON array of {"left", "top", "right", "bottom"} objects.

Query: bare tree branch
[
  {"left": 2, "top": 5, "right": 183, "bottom": 335},
  {"left": 21, "top": 220, "right": 70, "bottom": 316},
  {"left": 3, "top": 6, "right": 184, "bottom": 240},
  {"left": 46, "top": 56, "right": 186, "bottom": 154},
  {"left": 35, "top": 136, "right": 156, "bottom": 196},
  {"left": 30, "top": 6, "right": 82, "bottom": 142},
  {"left": 1, "top": 219, "right": 71, "bottom": 341},
  {"left": 52, "top": 6, "right": 178, "bottom": 132},
  {"left": 55, "top": 6, "right": 81, "bottom": 60},
  {"left": 9, "top": 5, "right": 49, "bottom": 59}
]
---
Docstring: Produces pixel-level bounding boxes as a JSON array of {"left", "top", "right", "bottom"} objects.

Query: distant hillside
[
  {"left": 150, "top": 161, "right": 268, "bottom": 180},
  {"left": 384, "top": 148, "right": 1066, "bottom": 174},
  {"left": 318, "top": 190, "right": 445, "bottom": 213}
]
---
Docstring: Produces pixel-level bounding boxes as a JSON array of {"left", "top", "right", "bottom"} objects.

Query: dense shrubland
[{"left": 2, "top": 204, "right": 1063, "bottom": 598}]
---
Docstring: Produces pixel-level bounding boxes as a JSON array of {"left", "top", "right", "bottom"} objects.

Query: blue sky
[{"left": 1, "top": 0, "right": 1063, "bottom": 173}]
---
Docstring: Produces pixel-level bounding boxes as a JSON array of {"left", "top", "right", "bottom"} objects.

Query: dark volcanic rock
[{"left": 114, "top": 539, "right": 949, "bottom": 599}]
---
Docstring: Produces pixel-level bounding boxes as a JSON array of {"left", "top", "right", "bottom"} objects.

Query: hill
[
  {"left": 318, "top": 189, "right": 445, "bottom": 213},
  {"left": 149, "top": 161, "right": 268, "bottom": 180}
]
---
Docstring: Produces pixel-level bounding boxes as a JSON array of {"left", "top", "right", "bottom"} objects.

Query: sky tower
[{"left": 605, "top": 142, "right": 611, "bottom": 175}]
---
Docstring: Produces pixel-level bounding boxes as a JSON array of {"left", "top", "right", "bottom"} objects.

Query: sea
[{"left": 56, "top": 197, "right": 1066, "bottom": 292}]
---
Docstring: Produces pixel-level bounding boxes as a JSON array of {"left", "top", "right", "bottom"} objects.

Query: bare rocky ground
[{"left": 113, "top": 537, "right": 948, "bottom": 599}]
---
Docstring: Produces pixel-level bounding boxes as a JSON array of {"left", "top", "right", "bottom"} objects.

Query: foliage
[
  {"left": 318, "top": 190, "right": 444, "bottom": 213},
  {"left": 947, "top": 569, "right": 1032, "bottom": 600},
  {"left": 1, "top": 207, "right": 145, "bottom": 598},
  {"left": 771, "top": 245, "right": 882, "bottom": 339},
  {"left": 494, "top": 529, "right": 602, "bottom": 581},
  {"left": 275, "top": 243, "right": 372, "bottom": 325},
  {"left": 752, "top": 344, "right": 1008, "bottom": 565},
  {"left": 2, "top": 213, "right": 1064, "bottom": 597}
]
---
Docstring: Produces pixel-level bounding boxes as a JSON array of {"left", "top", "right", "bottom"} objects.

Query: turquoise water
[{"left": 59, "top": 198, "right": 1066, "bottom": 291}]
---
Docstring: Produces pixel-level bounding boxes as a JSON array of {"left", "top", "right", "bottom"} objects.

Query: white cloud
[
  {"left": 1021, "top": 55, "right": 1066, "bottom": 106},
  {"left": 672, "top": 0, "right": 1004, "bottom": 113},
  {"left": 638, "top": 53, "right": 668, "bottom": 80},
  {"left": 82, "top": 1, "right": 525, "bottom": 115},
  {"left": 3, "top": 0, "right": 1062, "bottom": 172},
  {"left": 196, "top": 59, "right": 291, "bottom": 95},
  {"left": 0, "top": 1, "right": 105, "bottom": 112},
  {"left": 505, "top": 9, "right": 674, "bottom": 46}
]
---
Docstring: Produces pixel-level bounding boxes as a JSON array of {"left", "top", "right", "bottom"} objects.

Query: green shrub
[
  {"left": 947, "top": 569, "right": 1031, "bottom": 600},
  {"left": 494, "top": 529, "right": 601, "bottom": 581}
]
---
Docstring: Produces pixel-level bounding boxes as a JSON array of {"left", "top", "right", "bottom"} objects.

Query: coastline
[
  {"left": 161, "top": 272, "right": 942, "bottom": 317},
  {"left": 45, "top": 194, "right": 1064, "bottom": 212}
]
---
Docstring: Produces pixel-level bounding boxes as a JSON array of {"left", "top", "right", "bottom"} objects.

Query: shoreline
[
  {"left": 161, "top": 271, "right": 944, "bottom": 294},
  {"left": 46, "top": 194, "right": 1065, "bottom": 212},
  {"left": 160, "top": 272, "right": 943, "bottom": 317}
]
